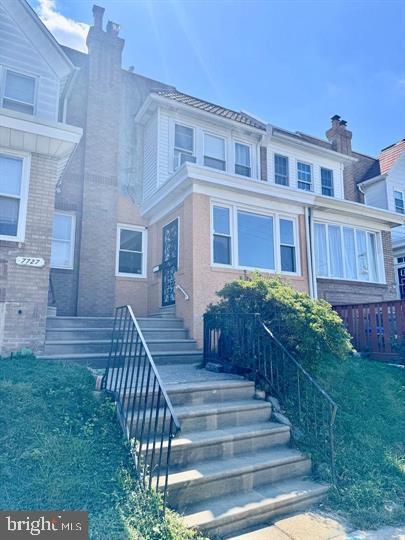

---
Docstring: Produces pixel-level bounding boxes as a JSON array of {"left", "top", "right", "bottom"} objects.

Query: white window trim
[
  {"left": 210, "top": 201, "right": 301, "bottom": 276},
  {"left": 203, "top": 131, "right": 227, "bottom": 171},
  {"left": 0, "top": 67, "right": 38, "bottom": 115},
  {"left": 314, "top": 220, "right": 385, "bottom": 284},
  {"left": 296, "top": 159, "right": 313, "bottom": 191},
  {"left": 0, "top": 148, "right": 31, "bottom": 243},
  {"left": 115, "top": 224, "right": 148, "bottom": 279},
  {"left": 234, "top": 140, "right": 252, "bottom": 178},
  {"left": 51, "top": 211, "right": 76, "bottom": 270}
]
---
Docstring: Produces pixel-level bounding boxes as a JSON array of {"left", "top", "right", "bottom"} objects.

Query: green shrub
[{"left": 206, "top": 273, "right": 352, "bottom": 369}]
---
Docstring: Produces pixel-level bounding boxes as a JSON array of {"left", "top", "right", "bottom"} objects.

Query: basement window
[{"left": 116, "top": 225, "right": 147, "bottom": 278}]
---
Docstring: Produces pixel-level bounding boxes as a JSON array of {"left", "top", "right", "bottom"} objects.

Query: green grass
[
  {"left": 0, "top": 355, "right": 204, "bottom": 540},
  {"left": 315, "top": 356, "right": 405, "bottom": 529}
]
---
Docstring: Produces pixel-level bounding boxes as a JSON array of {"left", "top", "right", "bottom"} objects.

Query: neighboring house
[
  {"left": 357, "top": 140, "right": 405, "bottom": 298},
  {"left": 0, "top": 0, "right": 81, "bottom": 355},
  {"left": 0, "top": 1, "right": 403, "bottom": 356}
]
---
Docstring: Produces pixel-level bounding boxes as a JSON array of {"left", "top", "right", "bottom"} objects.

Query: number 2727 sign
[{"left": 16, "top": 257, "right": 45, "bottom": 268}]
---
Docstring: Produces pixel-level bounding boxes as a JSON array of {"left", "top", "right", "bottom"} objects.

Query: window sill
[
  {"left": 316, "top": 276, "right": 387, "bottom": 286},
  {"left": 0, "top": 234, "right": 24, "bottom": 243},
  {"left": 116, "top": 273, "right": 147, "bottom": 280},
  {"left": 211, "top": 263, "right": 302, "bottom": 278},
  {"left": 51, "top": 266, "right": 74, "bottom": 271}
]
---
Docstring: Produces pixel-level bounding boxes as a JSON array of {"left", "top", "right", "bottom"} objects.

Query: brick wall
[{"left": 0, "top": 154, "right": 58, "bottom": 355}]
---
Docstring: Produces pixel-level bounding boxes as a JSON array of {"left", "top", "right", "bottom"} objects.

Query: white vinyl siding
[
  {"left": 363, "top": 181, "right": 388, "bottom": 209},
  {"left": 0, "top": 150, "right": 30, "bottom": 242},
  {"left": 211, "top": 202, "right": 299, "bottom": 275},
  {"left": 51, "top": 212, "right": 75, "bottom": 269},
  {"left": 143, "top": 113, "right": 158, "bottom": 199},
  {"left": 116, "top": 225, "right": 147, "bottom": 278},
  {"left": 314, "top": 222, "right": 383, "bottom": 283},
  {"left": 0, "top": 3, "right": 60, "bottom": 121}
]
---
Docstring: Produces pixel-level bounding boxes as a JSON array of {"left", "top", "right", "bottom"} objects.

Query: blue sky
[{"left": 30, "top": 0, "right": 404, "bottom": 156}]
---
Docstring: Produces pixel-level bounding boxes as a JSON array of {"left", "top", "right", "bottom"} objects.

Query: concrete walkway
[{"left": 231, "top": 513, "right": 405, "bottom": 540}]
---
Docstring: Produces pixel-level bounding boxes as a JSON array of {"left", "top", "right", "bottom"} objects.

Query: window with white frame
[
  {"left": 394, "top": 190, "right": 404, "bottom": 214},
  {"left": 213, "top": 206, "right": 232, "bottom": 264},
  {"left": 2, "top": 70, "right": 36, "bottom": 115},
  {"left": 321, "top": 167, "right": 334, "bottom": 197},
  {"left": 0, "top": 152, "right": 29, "bottom": 240},
  {"left": 235, "top": 142, "right": 251, "bottom": 177},
  {"left": 204, "top": 133, "right": 226, "bottom": 171},
  {"left": 280, "top": 219, "right": 296, "bottom": 272},
  {"left": 116, "top": 225, "right": 147, "bottom": 277},
  {"left": 297, "top": 161, "right": 312, "bottom": 191},
  {"left": 314, "top": 222, "right": 382, "bottom": 282},
  {"left": 212, "top": 204, "right": 298, "bottom": 274},
  {"left": 174, "top": 124, "right": 195, "bottom": 169},
  {"left": 274, "top": 154, "right": 289, "bottom": 186},
  {"left": 51, "top": 213, "right": 75, "bottom": 269}
]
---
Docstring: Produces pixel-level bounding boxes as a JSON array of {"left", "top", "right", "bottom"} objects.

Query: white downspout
[{"left": 305, "top": 206, "right": 317, "bottom": 298}]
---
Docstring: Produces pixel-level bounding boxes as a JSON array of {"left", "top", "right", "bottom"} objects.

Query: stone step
[
  {"left": 143, "top": 422, "right": 291, "bottom": 467},
  {"left": 183, "top": 479, "right": 329, "bottom": 537},
  {"left": 163, "top": 447, "right": 311, "bottom": 509},
  {"left": 38, "top": 350, "right": 201, "bottom": 368},
  {"left": 45, "top": 327, "right": 189, "bottom": 341},
  {"left": 46, "top": 316, "right": 184, "bottom": 330},
  {"left": 43, "top": 338, "right": 198, "bottom": 356},
  {"left": 129, "top": 399, "right": 272, "bottom": 436},
  {"left": 165, "top": 379, "right": 256, "bottom": 406}
]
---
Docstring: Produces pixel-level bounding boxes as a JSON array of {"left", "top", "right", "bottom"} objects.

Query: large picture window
[
  {"left": 212, "top": 204, "right": 298, "bottom": 274},
  {"left": 314, "top": 222, "right": 382, "bottom": 282},
  {"left": 116, "top": 225, "right": 147, "bottom": 277},
  {"left": 0, "top": 152, "right": 29, "bottom": 241},
  {"left": 51, "top": 213, "right": 76, "bottom": 269}
]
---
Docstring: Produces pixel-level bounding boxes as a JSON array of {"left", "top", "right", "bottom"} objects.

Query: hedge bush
[{"left": 206, "top": 273, "right": 352, "bottom": 368}]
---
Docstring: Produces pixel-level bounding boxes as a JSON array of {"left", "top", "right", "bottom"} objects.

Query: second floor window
[
  {"left": 204, "top": 133, "right": 226, "bottom": 171},
  {"left": 321, "top": 167, "right": 334, "bottom": 197},
  {"left": 2, "top": 70, "right": 36, "bottom": 115},
  {"left": 297, "top": 161, "right": 312, "bottom": 191},
  {"left": 174, "top": 124, "right": 195, "bottom": 169},
  {"left": 274, "top": 154, "right": 289, "bottom": 186},
  {"left": 235, "top": 143, "right": 251, "bottom": 177},
  {"left": 394, "top": 191, "right": 404, "bottom": 214}
]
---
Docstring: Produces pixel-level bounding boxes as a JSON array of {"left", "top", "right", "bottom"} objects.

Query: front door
[
  {"left": 161, "top": 219, "right": 179, "bottom": 306},
  {"left": 398, "top": 267, "right": 405, "bottom": 299}
]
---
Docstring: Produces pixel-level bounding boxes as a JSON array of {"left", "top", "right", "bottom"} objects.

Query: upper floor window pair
[
  {"left": 1, "top": 69, "right": 36, "bottom": 115},
  {"left": 174, "top": 124, "right": 251, "bottom": 177},
  {"left": 275, "top": 154, "right": 334, "bottom": 196}
]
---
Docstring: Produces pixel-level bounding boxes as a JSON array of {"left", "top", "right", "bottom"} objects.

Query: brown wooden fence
[{"left": 334, "top": 300, "right": 405, "bottom": 362}]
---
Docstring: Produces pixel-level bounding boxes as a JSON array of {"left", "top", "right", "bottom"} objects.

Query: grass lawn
[
  {"left": 0, "top": 355, "right": 204, "bottom": 540},
  {"left": 315, "top": 356, "right": 405, "bottom": 529}
]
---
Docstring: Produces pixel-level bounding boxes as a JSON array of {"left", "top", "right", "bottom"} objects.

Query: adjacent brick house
[{"left": 1, "top": 0, "right": 403, "bottom": 355}]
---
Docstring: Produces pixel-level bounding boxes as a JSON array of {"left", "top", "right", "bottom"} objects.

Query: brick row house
[{"left": 1, "top": 0, "right": 404, "bottom": 356}]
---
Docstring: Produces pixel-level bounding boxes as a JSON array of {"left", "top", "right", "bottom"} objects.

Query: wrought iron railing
[
  {"left": 204, "top": 312, "right": 338, "bottom": 481},
  {"left": 102, "top": 305, "right": 180, "bottom": 506}
]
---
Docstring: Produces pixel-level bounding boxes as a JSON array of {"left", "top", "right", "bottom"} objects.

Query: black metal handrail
[
  {"left": 204, "top": 312, "right": 338, "bottom": 481},
  {"left": 102, "top": 305, "right": 180, "bottom": 506}
]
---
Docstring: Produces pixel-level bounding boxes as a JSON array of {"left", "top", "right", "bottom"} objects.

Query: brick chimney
[
  {"left": 326, "top": 114, "right": 352, "bottom": 155},
  {"left": 379, "top": 139, "right": 405, "bottom": 175}
]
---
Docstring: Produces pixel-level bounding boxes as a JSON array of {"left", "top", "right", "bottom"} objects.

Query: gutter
[{"left": 61, "top": 67, "right": 79, "bottom": 123}]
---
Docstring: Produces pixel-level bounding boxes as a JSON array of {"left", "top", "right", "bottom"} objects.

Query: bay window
[
  {"left": 235, "top": 143, "right": 251, "bottom": 177},
  {"left": 51, "top": 213, "right": 75, "bottom": 269},
  {"left": 116, "top": 225, "right": 147, "bottom": 277},
  {"left": 0, "top": 152, "right": 29, "bottom": 241},
  {"left": 204, "top": 134, "right": 226, "bottom": 171},
  {"left": 212, "top": 204, "right": 298, "bottom": 274},
  {"left": 213, "top": 206, "right": 232, "bottom": 264},
  {"left": 174, "top": 124, "right": 195, "bottom": 169},
  {"left": 315, "top": 222, "right": 382, "bottom": 282},
  {"left": 2, "top": 70, "right": 36, "bottom": 115}
]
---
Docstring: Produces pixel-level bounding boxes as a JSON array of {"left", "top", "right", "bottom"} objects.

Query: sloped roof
[{"left": 153, "top": 89, "right": 266, "bottom": 130}]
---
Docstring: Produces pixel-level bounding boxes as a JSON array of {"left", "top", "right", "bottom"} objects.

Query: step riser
[
  {"left": 40, "top": 355, "right": 200, "bottom": 368},
  {"left": 46, "top": 317, "right": 184, "bottom": 330},
  {"left": 205, "top": 492, "right": 326, "bottom": 538},
  {"left": 170, "top": 458, "right": 312, "bottom": 509},
  {"left": 43, "top": 340, "right": 198, "bottom": 356},
  {"left": 148, "top": 341, "right": 198, "bottom": 353},
  {"left": 159, "top": 429, "right": 291, "bottom": 467},
  {"left": 45, "top": 328, "right": 189, "bottom": 341},
  {"left": 151, "top": 354, "right": 202, "bottom": 365}
]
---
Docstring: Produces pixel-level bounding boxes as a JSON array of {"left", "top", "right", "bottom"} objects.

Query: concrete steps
[{"left": 40, "top": 314, "right": 201, "bottom": 367}]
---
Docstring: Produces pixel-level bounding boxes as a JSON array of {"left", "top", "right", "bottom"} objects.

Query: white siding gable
[
  {"left": 386, "top": 152, "right": 405, "bottom": 213},
  {"left": 0, "top": 3, "right": 60, "bottom": 121},
  {"left": 363, "top": 180, "right": 388, "bottom": 209}
]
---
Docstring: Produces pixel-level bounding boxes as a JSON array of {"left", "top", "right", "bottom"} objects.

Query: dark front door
[
  {"left": 162, "top": 219, "right": 179, "bottom": 306},
  {"left": 398, "top": 267, "right": 405, "bottom": 299}
]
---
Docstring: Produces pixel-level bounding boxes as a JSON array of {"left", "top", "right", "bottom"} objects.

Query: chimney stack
[
  {"left": 92, "top": 5, "right": 105, "bottom": 30},
  {"left": 326, "top": 114, "right": 352, "bottom": 155}
]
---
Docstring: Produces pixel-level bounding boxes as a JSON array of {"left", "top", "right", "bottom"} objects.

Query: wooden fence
[{"left": 334, "top": 300, "right": 405, "bottom": 362}]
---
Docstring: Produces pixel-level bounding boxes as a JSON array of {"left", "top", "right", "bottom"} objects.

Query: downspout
[{"left": 305, "top": 206, "right": 317, "bottom": 298}]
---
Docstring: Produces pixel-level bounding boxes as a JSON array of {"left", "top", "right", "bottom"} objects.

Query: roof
[{"left": 153, "top": 89, "right": 266, "bottom": 130}]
